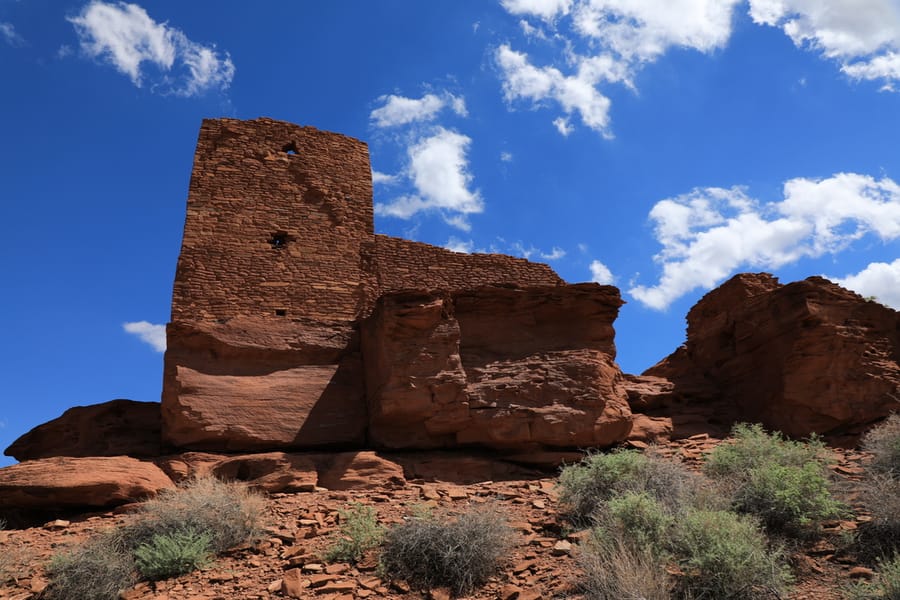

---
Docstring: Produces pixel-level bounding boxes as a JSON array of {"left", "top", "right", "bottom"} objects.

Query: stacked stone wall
[{"left": 171, "top": 118, "right": 375, "bottom": 324}]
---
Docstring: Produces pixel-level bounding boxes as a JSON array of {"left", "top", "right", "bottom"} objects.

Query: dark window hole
[
  {"left": 283, "top": 142, "right": 299, "bottom": 155},
  {"left": 269, "top": 231, "right": 289, "bottom": 248},
  {"left": 275, "top": 309, "right": 287, "bottom": 317}
]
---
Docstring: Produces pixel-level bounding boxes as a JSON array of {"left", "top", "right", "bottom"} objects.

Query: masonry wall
[
  {"left": 171, "top": 118, "right": 375, "bottom": 324},
  {"left": 371, "top": 235, "right": 562, "bottom": 296}
]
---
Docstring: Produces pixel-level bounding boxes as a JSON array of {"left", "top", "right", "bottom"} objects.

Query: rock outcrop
[
  {"left": 361, "top": 285, "right": 632, "bottom": 451},
  {"left": 0, "top": 456, "right": 174, "bottom": 509},
  {"left": 648, "top": 273, "right": 900, "bottom": 437},
  {"left": 5, "top": 399, "right": 161, "bottom": 461}
]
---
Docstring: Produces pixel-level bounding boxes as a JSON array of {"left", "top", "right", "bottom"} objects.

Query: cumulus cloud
[
  {"left": 590, "top": 259, "right": 615, "bottom": 284},
  {"left": 0, "top": 22, "right": 25, "bottom": 47},
  {"left": 375, "top": 127, "right": 483, "bottom": 230},
  {"left": 630, "top": 173, "right": 900, "bottom": 310},
  {"left": 445, "top": 237, "right": 476, "bottom": 253},
  {"left": 123, "top": 320, "right": 166, "bottom": 352},
  {"left": 496, "top": 1, "right": 742, "bottom": 136},
  {"left": 69, "top": 1, "right": 234, "bottom": 96},
  {"left": 370, "top": 92, "right": 467, "bottom": 128},
  {"left": 748, "top": 0, "right": 900, "bottom": 86},
  {"left": 372, "top": 170, "right": 399, "bottom": 186},
  {"left": 833, "top": 259, "right": 900, "bottom": 310}
]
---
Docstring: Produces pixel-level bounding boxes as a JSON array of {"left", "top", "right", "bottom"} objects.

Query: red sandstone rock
[
  {"left": 649, "top": 273, "right": 900, "bottom": 437},
  {"left": 0, "top": 457, "right": 173, "bottom": 508},
  {"left": 362, "top": 284, "right": 632, "bottom": 451},
  {"left": 4, "top": 399, "right": 161, "bottom": 461},
  {"left": 210, "top": 452, "right": 319, "bottom": 492},
  {"left": 316, "top": 451, "right": 406, "bottom": 491}
]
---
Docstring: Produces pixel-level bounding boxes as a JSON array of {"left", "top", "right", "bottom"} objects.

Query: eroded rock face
[
  {"left": 649, "top": 273, "right": 900, "bottom": 437},
  {"left": 161, "top": 318, "right": 367, "bottom": 451},
  {"left": 4, "top": 399, "right": 160, "bottom": 461},
  {"left": 0, "top": 457, "right": 173, "bottom": 508},
  {"left": 362, "top": 284, "right": 633, "bottom": 451}
]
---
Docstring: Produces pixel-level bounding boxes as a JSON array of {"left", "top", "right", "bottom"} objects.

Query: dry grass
[
  {"left": 863, "top": 414, "right": 900, "bottom": 477},
  {"left": 578, "top": 536, "right": 670, "bottom": 600}
]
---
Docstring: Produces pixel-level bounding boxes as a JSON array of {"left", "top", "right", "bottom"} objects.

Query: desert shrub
[
  {"left": 134, "top": 529, "right": 212, "bottom": 581},
  {"left": 859, "top": 474, "right": 900, "bottom": 558},
  {"left": 45, "top": 532, "right": 137, "bottom": 600},
  {"left": 559, "top": 449, "right": 705, "bottom": 524},
  {"left": 879, "top": 554, "right": 900, "bottom": 600},
  {"left": 704, "top": 423, "right": 843, "bottom": 535},
  {"left": 380, "top": 506, "right": 514, "bottom": 595},
  {"left": 863, "top": 414, "right": 900, "bottom": 477},
  {"left": 596, "top": 492, "right": 673, "bottom": 551},
  {"left": 670, "top": 509, "right": 790, "bottom": 600},
  {"left": 122, "top": 476, "right": 264, "bottom": 554},
  {"left": 325, "top": 503, "right": 384, "bottom": 563},
  {"left": 578, "top": 536, "right": 670, "bottom": 600}
]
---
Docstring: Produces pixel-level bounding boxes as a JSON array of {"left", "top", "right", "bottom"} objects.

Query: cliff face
[{"left": 647, "top": 273, "right": 900, "bottom": 437}]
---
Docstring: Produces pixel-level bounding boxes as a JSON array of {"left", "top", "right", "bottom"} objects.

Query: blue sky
[{"left": 3, "top": 0, "right": 900, "bottom": 465}]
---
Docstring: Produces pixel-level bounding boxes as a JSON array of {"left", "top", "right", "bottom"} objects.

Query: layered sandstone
[
  {"left": 361, "top": 284, "right": 632, "bottom": 451},
  {"left": 5, "top": 399, "right": 160, "bottom": 461},
  {"left": 648, "top": 273, "right": 900, "bottom": 437}
]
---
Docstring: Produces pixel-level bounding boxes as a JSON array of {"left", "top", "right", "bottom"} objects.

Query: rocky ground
[{"left": 0, "top": 436, "right": 879, "bottom": 600}]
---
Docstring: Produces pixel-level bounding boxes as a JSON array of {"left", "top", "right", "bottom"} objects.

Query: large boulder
[
  {"left": 4, "top": 399, "right": 161, "bottom": 461},
  {"left": 161, "top": 318, "right": 367, "bottom": 451},
  {"left": 362, "top": 284, "right": 633, "bottom": 451},
  {"left": 648, "top": 273, "right": 900, "bottom": 437},
  {"left": 0, "top": 456, "right": 173, "bottom": 509}
]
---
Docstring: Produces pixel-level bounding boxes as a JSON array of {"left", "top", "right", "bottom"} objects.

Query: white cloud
[
  {"left": 370, "top": 92, "right": 467, "bottom": 128},
  {"left": 375, "top": 127, "right": 483, "bottom": 230},
  {"left": 500, "top": 151, "right": 514, "bottom": 162},
  {"left": 630, "top": 173, "right": 900, "bottom": 310},
  {"left": 496, "top": 44, "right": 614, "bottom": 136},
  {"left": 541, "top": 247, "right": 566, "bottom": 260},
  {"left": 749, "top": 0, "right": 900, "bottom": 86},
  {"left": 445, "top": 237, "right": 475, "bottom": 253},
  {"left": 590, "top": 259, "right": 615, "bottom": 284},
  {"left": 0, "top": 21, "right": 25, "bottom": 47},
  {"left": 69, "top": 1, "right": 234, "bottom": 97},
  {"left": 123, "top": 320, "right": 166, "bottom": 352},
  {"left": 496, "top": 1, "right": 740, "bottom": 136},
  {"left": 501, "top": 0, "right": 573, "bottom": 20},
  {"left": 372, "top": 170, "right": 399, "bottom": 186},
  {"left": 833, "top": 259, "right": 900, "bottom": 309}
]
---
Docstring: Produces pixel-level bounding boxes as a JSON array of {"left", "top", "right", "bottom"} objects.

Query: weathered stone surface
[
  {"left": 210, "top": 452, "right": 319, "bottom": 492},
  {"left": 4, "top": 399, "right": 160, "bottom": 461},
  {"left": 362, "top": 284, "right": 632, "bottom": 451},
  {"left": 0, "top": 457, "right": 173, "bottom": 508},
  {"left": 316, "top": 451, "right": 406, "bottom": 491},
  {"left": 161, "top": 319, "right": 367, "bottom": 451},
  {"left": 649, "top": 273, "right": 900, "bottom": 437}
]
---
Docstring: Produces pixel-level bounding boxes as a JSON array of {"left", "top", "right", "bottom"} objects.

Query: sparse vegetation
[
  {"left": 133, "top": 529, "right": 212, "bottom": 581},
  {"left": 879, "top": 554, "right": 900, "bottom": 600},
  {"left": 45, "top": 477, "right": 263, "bottom": 599},
  {"left": 559, "top": 448, "right": 706, "bottom": 524},
  {"left": 704, "top": 423, "right": 844, "bottom": 535},
  {"left": 670, "top": 509, "right": 790, "bottom": 600},
  {"left": 325, "top": 502, "right": 384, "bottom": 563},
  {"left": 578, "top": 536, "right": 670, "bottom": 600},
  {"left": 863, "top": 414, "right": 900, "bottom": 477},
  {"left": 380, "top": 505, "right": 514, "bottom": 595},
  {"left": 45, "top": 532, "right": 137, "bottom": 600}
]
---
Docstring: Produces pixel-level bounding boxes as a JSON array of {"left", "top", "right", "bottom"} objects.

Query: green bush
[
  {"left": 45, "top": 533, "right": 137, "bottom": 600},
  {"left": 325, "top": 503, "right": 384, "bottom": 563},
  {"left": 704, "top": 423, "right": 843, "bottom": 534},
  {"left": 598, "top": 492, "right": 673, "bottom": 551},
  {"left": 670, "top": 509, "right": 790, "bottom": 600},
  {"left": 880, "top": 554, "right": 900, "bottom": 600},
  {"left": 380, "top": 506, "right": 514, "bottom": 595},
  {"left": 559, "top": 449, "right": 705, "bottom": 524},
  {"left": 863, "top": 414, "right": 900, "bottom": 477},
  {"left": 578, "top": 537, "right": 670, "bottom": 600},
  {"left": 134, "top": 529, "right": 212, "bottom": 581},
  {"left": 122, "top": 476, "right": 264, "bottom": 554}
]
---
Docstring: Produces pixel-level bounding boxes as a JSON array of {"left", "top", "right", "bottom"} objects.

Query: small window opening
[
  {"left": 274, "top": 309, "right": 287, "bottom": 317},
  {"left": 269, "top": 231, "right": 289, "bottom": 249},
  {"left": 282, "top": 142, "right": 299, "bottom": 155}
]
